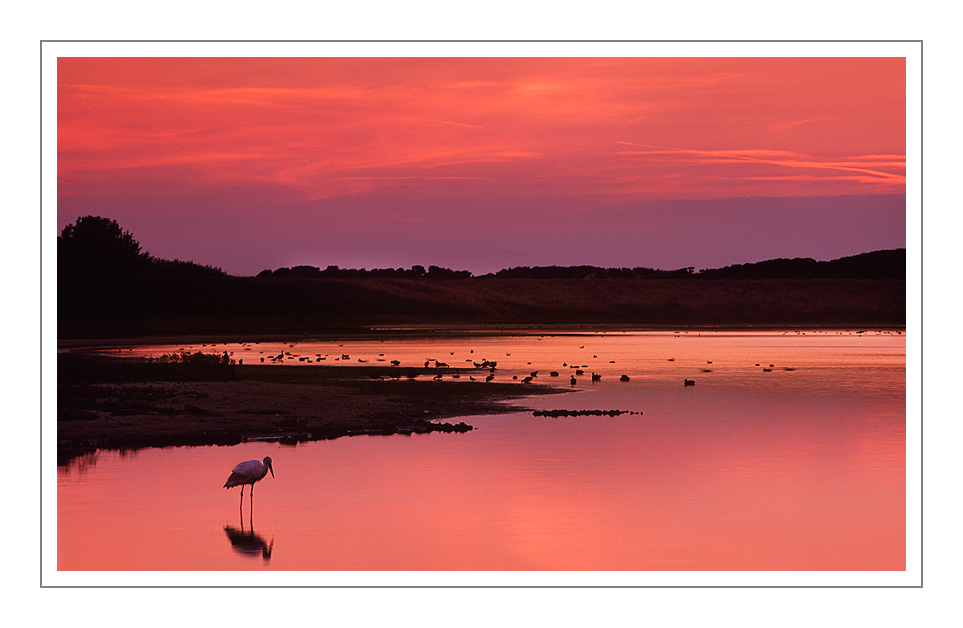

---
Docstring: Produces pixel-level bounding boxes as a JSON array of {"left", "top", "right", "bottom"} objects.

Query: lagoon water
[{"left": 57, "top": 330, "right": 905, "bottom": 571}]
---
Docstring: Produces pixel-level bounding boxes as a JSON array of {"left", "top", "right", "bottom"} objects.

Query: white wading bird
[{"left": 224, "top": 456, "right": 275, "bottom": 506}]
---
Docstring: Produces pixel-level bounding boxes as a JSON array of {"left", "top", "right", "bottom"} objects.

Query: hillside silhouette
[
  {"left": 695, "top": 250, "right": 905, "bottom": 280},
  {"left": 58, "top": 216, "right": 906, "bottom": 337},
  {"left": 254, "top": 250, "right": 904, "bottom": 281}
]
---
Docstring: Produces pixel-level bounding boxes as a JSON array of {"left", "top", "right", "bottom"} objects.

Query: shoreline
[
  {"left": 57, "top": 355, "right": 562, "bottom": 464},
  {"left": 55, "top": 323, "right": 906, "bottom": 351},
  {"left": 55, "top": 324, "right": 905, "bottom": 462}
]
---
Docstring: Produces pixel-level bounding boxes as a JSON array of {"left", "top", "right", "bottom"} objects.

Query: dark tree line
[
  {"left": 58, "top": 216, "right": 226, "bottom": 278},
  {"left": 485, "top": 265, "right": 696, "bottom": 279},
  {"left": 257, "top": 264, "right": 472, "bottom": 279},
  {"left": 256, "top": 264, "right": 697, "bottom": 280},
  {"left": 58, "top": 216, "right": 905, "bottom": 281},
  {"left": 58, "top": 216, "right": 148, "bottom": 276},
  {"left": 256, "top": 254, "right": 905, "bottom": 280}
]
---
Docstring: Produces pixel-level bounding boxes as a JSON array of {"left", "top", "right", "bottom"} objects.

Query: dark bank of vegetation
[
  {"left": 57, "top": 352, "right": 557, "bottom": 461},
  {"left": 57, "top": 216, "right": 906, "bottom": 338},
  {"left": 257, "top": 250, "right": 904, "bottom": 281},
  {"left": 58, "top": 349, "right": 241, "bottom": 383},
  {"left": 58, "top": 215, "right": 226, "bottom": 279},
  {"left": 258, "top": 264, "right": 473, "bottom": 279}
]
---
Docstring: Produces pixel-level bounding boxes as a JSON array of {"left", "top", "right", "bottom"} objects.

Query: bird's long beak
[{"left": 269, "top": 462, "right": 275, "bottom": 478}]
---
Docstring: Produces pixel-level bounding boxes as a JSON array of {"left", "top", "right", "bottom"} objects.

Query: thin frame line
[{"left": 42, "top": 39, "right": 922, "bottom": 588}]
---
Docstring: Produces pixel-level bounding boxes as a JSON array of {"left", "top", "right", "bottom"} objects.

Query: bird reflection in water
[{"left": 223, "top": 513, "right": 274, "bottom": 561}]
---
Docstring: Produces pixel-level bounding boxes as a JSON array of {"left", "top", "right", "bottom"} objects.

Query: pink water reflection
[{"left": 58, "top": 331, "right": 905, "bottom": 571}]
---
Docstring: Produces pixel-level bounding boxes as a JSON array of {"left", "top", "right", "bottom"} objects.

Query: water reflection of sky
[
  {"left": 85, "top": 329, "right": 904, "bottom": 392},
  {"left": 58, "top": 330, "right": 905, "bottom": 571}
]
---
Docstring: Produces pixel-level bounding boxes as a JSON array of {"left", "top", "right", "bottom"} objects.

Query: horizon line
[{"left": 245, "top": 247, "right": 906, "bottom": 278}]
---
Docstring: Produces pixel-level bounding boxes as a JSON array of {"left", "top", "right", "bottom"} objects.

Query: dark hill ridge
[
  {"left": 58, "top": 217, "right": 905, "bottom": 337},
  {"left": 695, "top": 249, "right": 905, "bottom": 280},
  {"left": 258, "top": 249, "right": 905, "bottom": 281}
]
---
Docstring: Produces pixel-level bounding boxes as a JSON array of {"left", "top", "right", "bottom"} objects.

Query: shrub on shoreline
[{"left": 153, "top": 350, "right": 237, "bottom": 380}]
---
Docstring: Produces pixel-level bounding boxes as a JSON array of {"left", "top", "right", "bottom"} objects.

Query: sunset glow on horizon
[{"left": 57, "top": 56, "right": 906, "bottom": 275}]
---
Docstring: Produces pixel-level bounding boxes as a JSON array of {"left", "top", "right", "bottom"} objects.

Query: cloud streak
[{"left": 613, "top": 142, "right": 905, "bottom": 195}]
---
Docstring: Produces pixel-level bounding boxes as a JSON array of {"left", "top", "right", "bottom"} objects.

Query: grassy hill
[
  {"left": 57, "top": 217, "right": 906, "bottom": 338},
  {"left": 59, "top": 274, "right": 905, "bottom": 338}
]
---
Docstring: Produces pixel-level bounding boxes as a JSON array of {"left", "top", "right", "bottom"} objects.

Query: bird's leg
[{"left": 249, "top": 483, "right": 255, "bottom": 521}]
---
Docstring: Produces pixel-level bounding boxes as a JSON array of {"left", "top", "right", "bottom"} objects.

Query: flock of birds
[
  {"left": 220, "top": 347, "right": 786, "bottom": 505},
  {"left": 215, "top": 332, "right": 903, "bottom": 506},
  {"left": 187, "top": 336, "right": 816, "bottom": 391}
]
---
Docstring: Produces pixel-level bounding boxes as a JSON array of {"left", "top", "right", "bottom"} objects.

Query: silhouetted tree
[
  {"left": 427, "top": 265, "right": 471, "bottom": 279},
  {"left": 58, "top": 216, "right": 149, "bottom": 276},
  {"left": 147, "top": 257, "right": 226, "bottom": 277}
]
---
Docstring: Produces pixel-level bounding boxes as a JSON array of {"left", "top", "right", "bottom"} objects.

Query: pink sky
[{"left": 57, "top": 57, "right": 906, "bottom": 275}]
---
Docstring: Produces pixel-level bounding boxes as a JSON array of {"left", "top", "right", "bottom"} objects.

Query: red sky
[{"left": 57, "top": 57, "right": 906, "bottom": 275}]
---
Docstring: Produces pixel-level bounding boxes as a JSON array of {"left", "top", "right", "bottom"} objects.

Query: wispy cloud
[
  {"left": 613, "top": 142, "right": 906, "bottom": 191},
  {"left": 58, "top": 58, "right": 906, "bottom": 206}
]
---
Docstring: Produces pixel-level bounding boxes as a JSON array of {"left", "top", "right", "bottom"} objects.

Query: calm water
[{"left": 58, "top": 330, "right": 905, "bottom": 571}]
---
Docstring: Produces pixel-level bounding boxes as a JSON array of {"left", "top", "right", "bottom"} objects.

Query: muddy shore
[{"left": 57, "top": 353, "right": 561, "bottom": 464}]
